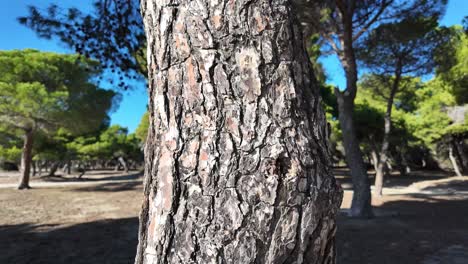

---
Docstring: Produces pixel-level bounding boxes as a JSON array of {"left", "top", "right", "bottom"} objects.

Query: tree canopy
[
  {"left": 18, "top": 0, "right": 146, "bottom": 86},
  {"left": 135, "top": 111, "right": 149, "bottom": 144},
  {"left": 0, "top": 49, "right": 119, "bottom": 135},
  {"left": 0, "top": 49, "right": 119, "bottom": 188}
]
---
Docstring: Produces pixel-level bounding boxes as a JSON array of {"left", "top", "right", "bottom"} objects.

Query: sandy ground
[{"left": 0, "top": 169, "right": 467, "bottom": 263}]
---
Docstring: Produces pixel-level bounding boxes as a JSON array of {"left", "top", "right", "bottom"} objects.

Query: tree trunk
[
  {"left": 77, "top": 162, "right": 86, "bottom": 179},
  {"left": 37, "top": 161, "right": 43, "bottom": 177},
  {"left": 32, "top": 160, "right": 37, "bottom": 176},
  {"left": 48, "top": 162, "right": 59, "bottom": 177},
  {"left": 399, "top": 151, "right": 410, "bottom": 176},
  {"left": 449, "top": 145, "right": 463, "bottom": 177},
  {"left": 18, "top": 129, "right": 34, "bottom": 189},
  {"left": 335, "top": 91, "right": 373, "bottom": 217},
  {"left": 136, "top": 1, "right": 343, "bottom": 263},
  {"left": 374, "top": 71, "right": 401, "bottom": 196},
  {"left": 334, "top": 15, "right": 373, "bottom": 217},
  {"left": 43, "top": 160, "right": 49, "bottom": 173},
  {"left": 118, "top": 156, "right": 129, "bottom": 173},
  {"left": 374, "top": 162, "right": 385, "bottom": 197},
  {"left": 371, "top": 149, "right": 379, "bottom": 173},
  {"left": 454, "top": 137, "right": 468, "bottom": 174},
  {"left": 62, "top": 160, "right": 72, "bottom": 175}
]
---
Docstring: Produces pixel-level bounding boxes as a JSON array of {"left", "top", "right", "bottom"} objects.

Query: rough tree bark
[
  {"left": 18, "top": 129, "right": 34, "bottom": 189},
  {"left": 136, "top": 0, "right": 343, "bottom": 263},
  {"left": 374, "top": 68, "right": 402, "bottom": 196}
]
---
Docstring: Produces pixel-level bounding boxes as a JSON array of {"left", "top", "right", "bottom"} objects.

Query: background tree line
[
  {"left": 0, "top": 0, "right": 466, "bottom": 262},
  {"left": 0, "top": 49, "right": 145, "bottom": 189},
  {"left": 9, "top": 0, "right": 468, "bottom": 215}
]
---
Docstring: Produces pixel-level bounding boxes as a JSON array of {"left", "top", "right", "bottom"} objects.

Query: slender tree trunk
[
  {"left": 333, "top": 13, "right": 373, "bottom": 217},
  {"left": 48, "top": 162, "right": 59, "bottom": 177},
  {"left": 68, "top": 160, "right": 72, "bottom": 174},
  {"left": 77, "top": 162, "right": 86, "bottom": 179},
  {"left": 449, "top": 145, "right": 463, "bottom": 177},
  {"left": 336, "top": 91, "right": 372, "bottom": 217},
  {"left": 454, "top": 137, "right": 468, "bottom": 174},
  {"left": 18, "top": 129, "right": 34, "bottom": 190},
  {"left": 118, "top": 156, "right": 129, "bottom": 173},
  {"left": 38, "top": 161, "right": 42, "bottom": 176},
  {"left": 399, "top": 151, "right": 410, "bottom": 176},
  {"left": 62, "top": 160, "right": 72, "bottom": 175},
  {"left": 32, "top": 160, "right": 37, "bottom": 176},
  {"left": 371, "top": 149, "right": 379, "bottom": 173},
  {"left": 375, "top": 71, "right": 401, "bottom": 196},
  {"left": 374, "top": 162, "right": 385, "bottom": 196},
  {"left": 136, "top": 1, "right": 343, "bottom": 263},
  {"left": 336, "top": 91, "right": 373, "bottom": 218},
  {"left": 44, "top": 160, "right": 49, "bottom": 173}
]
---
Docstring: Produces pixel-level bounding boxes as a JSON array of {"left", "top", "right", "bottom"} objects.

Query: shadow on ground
[
  {"left": 71, "top": 181, "right": 142, "bottom": 192},
  {"left": 1, "top": 169, "right": 467, "bottom": 264},
  {"left": 337, "top": 190, "right": 468, "bottom": 264},
  {"left": 335, "top": 169, "right": 454, "bottom": 190},
  {"left": 39, "top": 172, "right": 143, "bottom": 183},
  {"left": 0, "top": 218, "right": 139, "bottom": 264}
]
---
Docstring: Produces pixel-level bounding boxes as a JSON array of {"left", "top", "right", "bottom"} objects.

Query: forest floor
[{"left": 0, "top": 169, "right": 467, "bottom": 263}]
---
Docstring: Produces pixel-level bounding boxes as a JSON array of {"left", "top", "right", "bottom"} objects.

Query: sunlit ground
[{"left": 1, "top": 169, "right": 467, "bottom": 264}]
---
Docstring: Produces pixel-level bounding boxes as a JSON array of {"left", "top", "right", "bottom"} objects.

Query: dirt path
[
  {"left": 338, "top": 176, "right": 468, "bottom": 264},
  {"left": 0, "top": 170, "right": 467, "bottom": 263},
  {"left": 0, "top": 174, "right": 143, "bottom": 264},
  {"left": 0, "top": 170, "right": 143, "bottom": 189}
]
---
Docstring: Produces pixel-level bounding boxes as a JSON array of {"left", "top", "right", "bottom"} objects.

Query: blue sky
[
  {"left": 0, "top": 0, "right": 467, "bottom": 132},
  {"left": 0, "top": 0, "right": 147, "bottom": 133},
  {"left": 320, "top": 0, "right": 468, "bottom": 89}
]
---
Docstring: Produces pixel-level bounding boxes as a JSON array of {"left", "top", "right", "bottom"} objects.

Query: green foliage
[
  {"left": 0, "top": 50, "right": 119, "bottom": 168},
  {"left": 0, "top": 49, "right": 118, "bottom": 135},
  {"left": 135, "top": 111, "right": 149, "bottom": 144},
  {"left": 295, "top": 0, "right": 447, "bottom": 60},
  {"left": 353, "top": 100, "right": 385, "bottom": 145},
  {"left": 435, "top": 26, "right": 468, "bottom": 104},
  {"left": 0, "top": 126, "right": 22, "bottom": 164},
  {"left": 306, "top": 34, "right": 327, "bottom": 83},
  {"left": 358, "top": 74, "right": 422, "bottom": 112},
  {"left": 18, "top": 0, "right": 146, "bottom": 84},
  {"left": 358, "top": 16, "right": 448, "bottom": 77},
  {"left": 405, "top": 78, "right": 457, "bottom": 147},
  {"left": 0, "top": 146, "right": 22, "bottom": 163},
  {"left": 33, "top": 128, "right": 78, "bottom": 162},
  {"left": 340, "top": 76, "right": 426, "bottom": 164},
  {"left": 68, "top": 125, "right": 142, "bottom": 162},
  {"left": 444, "top": 123, "right": 468, "bottom": 137}
]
